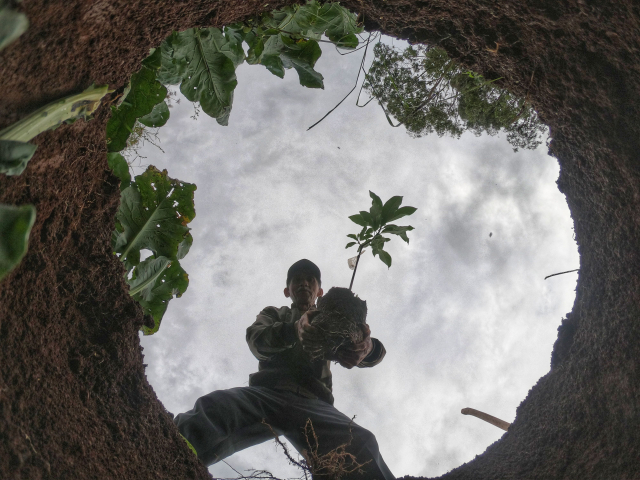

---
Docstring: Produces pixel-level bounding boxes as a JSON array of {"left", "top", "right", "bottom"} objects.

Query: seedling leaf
[
  {"left": 0, "top": 204, "right": 36, "bottom": 281},
  {"left": 381, "top": 195, "right": 403, "bottom": 222},
  {"left": 378, "top": 250, "right": 392, "bottom": 268},
  {"left": 386, "top": 206, "right": 417, "bottom": 222},
  {"left": 349, "top": 214, "right": 368, "bottom": 227}
]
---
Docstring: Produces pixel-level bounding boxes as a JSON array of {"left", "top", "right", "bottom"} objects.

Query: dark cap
[{"left": 286, "top": 259, "right": 321, "bottom": 286}]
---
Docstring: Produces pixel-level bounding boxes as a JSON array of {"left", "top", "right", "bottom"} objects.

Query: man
[{"left": 174, "top": 259, "right": 394, "bottom": 480}]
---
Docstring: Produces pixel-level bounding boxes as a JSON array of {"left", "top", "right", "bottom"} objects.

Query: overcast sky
[{"left": 133, "top": 35, "right": 579, "bottom": 479}]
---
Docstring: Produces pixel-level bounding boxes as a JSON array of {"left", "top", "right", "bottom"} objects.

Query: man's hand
[
  {"left": 296, "top": 310, "right": 325, "bottom": 357},
  {"left": 327, "top": 324, "right": 373, "bottom": 369}
]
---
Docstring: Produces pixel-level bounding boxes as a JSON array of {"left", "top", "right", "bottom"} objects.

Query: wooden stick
[{"left": 461, "top": 408, "right": 510, "bottom": 431}]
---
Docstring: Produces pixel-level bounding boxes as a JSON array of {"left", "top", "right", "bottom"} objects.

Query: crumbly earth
[
  {"left": 313, "top": 287, "right": 367, "bottom": 355},
  {"left": 0, "top": 0, "right": 639, "bottom": 479}
]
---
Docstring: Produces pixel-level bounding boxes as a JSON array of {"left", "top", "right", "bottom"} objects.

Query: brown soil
[{"left": 0, "top": 0, "right": 639, "bottom": 479}]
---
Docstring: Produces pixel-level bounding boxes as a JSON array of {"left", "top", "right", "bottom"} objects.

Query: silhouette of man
[{"left": 174, "top": 259, "right": 394, "bottom": 479}]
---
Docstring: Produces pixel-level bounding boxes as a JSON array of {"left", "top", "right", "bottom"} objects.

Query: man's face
[{"left": 284, "top": 272, "right": 323, "bottom": 309}]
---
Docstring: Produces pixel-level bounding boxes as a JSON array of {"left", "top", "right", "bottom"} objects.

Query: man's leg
[
  {"left": 283, "top": 397, "right": 395, "bottom": 480},
  {"left": 173, "top": 386, "right": 292, "bottom": 466}
]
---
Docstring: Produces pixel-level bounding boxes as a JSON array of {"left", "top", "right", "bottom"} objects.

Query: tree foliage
[{"left": 363, "top": 43, "right": 547, "bottom": 151}]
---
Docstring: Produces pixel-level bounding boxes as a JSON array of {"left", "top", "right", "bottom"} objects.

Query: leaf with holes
[
  {"left": 0, "top": 204, "right": 36, "bottom": 281},
  {"left": 113, "top": 165, "right": 196, "bottom": 271},
  {"left": 128, "top": 256, "right": 189, "bottom": 335},
  {"left": 312, "top": 2, "right": 362, "bottom": 49},
  {"left": 164, "top": 27, "right": 244, "bottom": 125}
]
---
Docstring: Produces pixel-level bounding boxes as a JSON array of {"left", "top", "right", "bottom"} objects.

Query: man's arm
[
  {"left": 357, "top": 338, "right": 386, "bottom": 367},
  {"left": 246, "top": 307, "right": 297, "bottom": 361}
]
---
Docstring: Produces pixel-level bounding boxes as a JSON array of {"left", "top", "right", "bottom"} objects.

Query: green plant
[
  {"left": 363, "top": 43, "right": 546, "bottom": 151},
  {"left": 0, "top": 204, "right": 36, "bottom": 281},
  {"left": 0, "top": 6, "right": 28, "bottom": 52},
  {"left": 106, "top": 49, "right": 169, "bottom": 152},
  {"left": 153, "top": 0, "right": 362, "bottom": 126},
  {"left": 0, "top": 84, "right": 111, "bottom": 175},
  {"left": 345, "top": 191, "right": 417, "bottom": 290},
  {"left": 109, "top": 158, "right": 195, "bottom": 335}
]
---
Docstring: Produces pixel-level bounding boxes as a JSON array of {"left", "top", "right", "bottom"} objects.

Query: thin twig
[
  {"left": 307, "top": 32, "right": 374, "bottom": 131},
  {"left": 544, "top": 269, "right": 579, "bottom": 280},
  {"left": 348, "top": 247, "right": 363, "bottom": 291}
]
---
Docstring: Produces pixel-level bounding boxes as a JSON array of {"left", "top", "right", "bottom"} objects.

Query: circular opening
[{"left": 128, "top": 32, "right": 579, "bottom": 478}]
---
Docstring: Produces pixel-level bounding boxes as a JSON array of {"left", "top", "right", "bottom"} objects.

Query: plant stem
[{"left": 349, "top": 246, "right": 363, "bottom": 291}]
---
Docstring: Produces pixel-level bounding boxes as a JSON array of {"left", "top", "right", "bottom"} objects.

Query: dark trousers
[{"left": 174, "top": 386, "right": 395, "bottom": 480}]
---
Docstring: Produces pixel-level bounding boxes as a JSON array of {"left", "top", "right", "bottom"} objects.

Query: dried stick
[{"left": 461, "top": 408, "right": 510, "bottom": 431}]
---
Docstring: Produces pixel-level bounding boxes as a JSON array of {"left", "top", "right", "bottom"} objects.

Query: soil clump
[{"left": 312, "top": 287, "right": 367, "bottom": 358}]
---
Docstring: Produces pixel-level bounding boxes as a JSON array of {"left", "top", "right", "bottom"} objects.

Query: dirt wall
[{"left": 1, "top": 0, "right": 639, "bottom": 479}]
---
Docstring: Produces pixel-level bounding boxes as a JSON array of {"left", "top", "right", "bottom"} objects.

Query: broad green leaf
[
  {"left": 346, "top": 233, "right": 358, "bottom": 241},
  {"left": 313, "top": 3, "right": 362, "bottom": 49},
  {"left": 378, "top": 250, "right": 392, "bottom": 268},
  {"left": 262, "top": 2, "right": 321, "bottom": 40},
  {"left": 386, "top": 206, "right": 417, "bottom": 222},
  {"left": 141, "top": 47, "right": 162, "bottom": 70},
  {"left": 171, "top": 27, "right": 243, "bottom": 125},
  {"left": 1, "top": 84, "right": 110, "bottom": 143},
  {"left": 106, "top": 66, "right": 166, "bottom": 152},
  {"left": 349, "top": 214, "right": 368, "bottom": 227},
  {"left": 128, "top": 255, "right": 171, "bottom": 296},
  {"left": 157, "top": 33, "right": 188, "bottom": 85},
  {"left": 130, "top": 256, "right": 189, "bottom": 335},
  {"left": 381, "top": 196, "right": 403, "bottom": 222},
  {"left": 0, "top": 140, "right": 37, "bottom": 176},
  {"left": 114, "top": 166, "right": 196, "bottom": 270},
  {"left": 107, "top": 152, "right": 131, "bottom": 191},
  {"left": 0, "top": 204, "right": 36, "bottom": 281},
  {"left": 177, "top": 232, "right": 193, "bottom": 260},
  {"left": 0, "top": 8, "right": 29, "bottom": 52},
  {"left": 248, "top": 31, "right": 323, "bottom": 88},
  {"left": 279, "top": 36, "right": 323, "bottom": 88},
  {"left": 139, "top": 101, "right": 170, "bottom": 128},
  {"left": 345, "top": 241, "right": 357, "bottom": 249}
]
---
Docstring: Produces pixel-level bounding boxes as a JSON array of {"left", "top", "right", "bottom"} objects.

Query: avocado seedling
[{"left": 309, "top": 191, "right": 417, "bottom": 359}]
